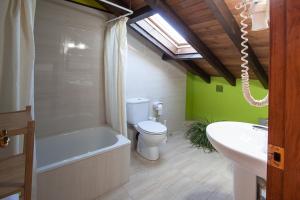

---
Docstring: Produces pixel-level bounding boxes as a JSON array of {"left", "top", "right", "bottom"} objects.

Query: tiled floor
[{"left": 97, "top": 134, "right": 234, "bottom": 200}]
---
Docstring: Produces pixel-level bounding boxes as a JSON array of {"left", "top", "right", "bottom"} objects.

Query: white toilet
[{"left": 126, "top": 98, "right": 167, "bottom": 160}]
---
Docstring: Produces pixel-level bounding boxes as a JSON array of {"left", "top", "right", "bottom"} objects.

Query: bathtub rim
[{"left": 37, "top": 133, "right": 130, "bottom": 174}]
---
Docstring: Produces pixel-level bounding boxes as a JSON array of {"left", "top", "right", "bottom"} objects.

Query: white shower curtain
[
  {"left": 104, "top": 17, "right": 128, "bottom": 137},
  {"left": 0, "top": 0, "right": 36, "bottom": 199},
  {"left": 0, "top": 0, "right": 36, "bottom": 112}
]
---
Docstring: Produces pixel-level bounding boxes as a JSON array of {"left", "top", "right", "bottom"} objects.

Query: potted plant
[{"left": 185, "top": 120, "right": 216, "bottom": 152}]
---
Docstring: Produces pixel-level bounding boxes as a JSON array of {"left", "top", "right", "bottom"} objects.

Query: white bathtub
[{"left": 37, "top": 126, "right": 131, "bottom": 200}]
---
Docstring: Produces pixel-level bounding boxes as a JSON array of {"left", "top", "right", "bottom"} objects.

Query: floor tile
[{"left": 96, "top": 134, "right": 233, "bottom": 200}]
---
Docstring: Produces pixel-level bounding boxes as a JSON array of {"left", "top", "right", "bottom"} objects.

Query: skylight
[
  {"left": 133, "top": 14, "right": 201, "bottom": 56},
  {"left": 149, "top": 14, "right": 188, "bottom": 46}
]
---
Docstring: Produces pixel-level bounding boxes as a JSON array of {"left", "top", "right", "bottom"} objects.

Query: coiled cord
[{"left": 236, "top": 1, "right": 268, "bottom": 107}]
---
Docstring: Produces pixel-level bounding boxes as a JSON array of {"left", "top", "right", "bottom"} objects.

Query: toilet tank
[{"left": 126, "top": 98, "right": 150, "bottom": 125}]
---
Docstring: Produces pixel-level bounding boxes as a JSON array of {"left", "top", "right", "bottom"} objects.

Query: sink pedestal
[
  {"left": 233, "top": 163, "right": 257, "bottom": 200},
  {"left": 206, "top": 122, "right": 268, "bottom": 200}
]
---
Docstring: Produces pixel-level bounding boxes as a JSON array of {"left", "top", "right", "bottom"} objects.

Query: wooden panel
[
  {"left": 225, "top": 0, "right": 270, "bottom": 74},
  {"left": 267, "top": 0, "right": 300, "bottom": 199},
  {"left": 204, "top": 0, "right": 268, "bottom": 88},
  {"left": 193, "top": 59, "right": 220, "bottom": 76},
  {"left": 167, "top": 0, "right": 269, "bottom": 80},
  {"left": 267, "top": 0, "right": 285, "bottom": 199},
  {"left": 283, "top": 0, "right": 300, "bottom": 199}
]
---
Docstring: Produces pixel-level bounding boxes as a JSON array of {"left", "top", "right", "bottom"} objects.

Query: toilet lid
[{"left": 137, "top": 121, "right": 167, "bottom": 135}]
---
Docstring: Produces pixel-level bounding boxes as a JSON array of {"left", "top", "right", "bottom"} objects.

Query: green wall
[{"left": 186, "top": 73, "right": 268, "bottom": 124}]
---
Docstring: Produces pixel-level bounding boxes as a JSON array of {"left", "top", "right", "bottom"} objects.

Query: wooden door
[{"left": 267, "top": 0, "right": 300, "bottom": 199}]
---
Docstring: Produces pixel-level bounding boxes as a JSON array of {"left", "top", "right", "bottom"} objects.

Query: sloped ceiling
[
  {"left": 72, "top": 0, "right": 269, "bottom": 87},
  {"left": 120, "top": 0, "right": 270, "bottom": 87}
]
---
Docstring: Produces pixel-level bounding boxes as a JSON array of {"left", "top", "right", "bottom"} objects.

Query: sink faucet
[
  {"left": 252, "top": 125, "right": 268, "bottom": 131},
  {"left": 259, "top": 118, "right": 268, "bottom": 126}
]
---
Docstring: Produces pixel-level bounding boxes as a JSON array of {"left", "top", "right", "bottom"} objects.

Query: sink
[
  {"left": 206, "top": 121, "right": 268, "bottom": 178},
  {"left": 206, "top": 121, "right": 268, "bottom": 200}
]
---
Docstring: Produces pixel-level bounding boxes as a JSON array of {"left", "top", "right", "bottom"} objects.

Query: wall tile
[
  {"left": 127, "top": 31, "right": 187, "bottom": 132},
  {"left": 35, "top": 0, "right": 107, "bottom": 138},
  {"left": 35, "top": 0, "right": 187, "bottom": 138}
]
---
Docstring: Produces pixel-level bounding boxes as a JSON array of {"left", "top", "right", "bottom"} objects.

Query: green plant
[{"left": 185, "top": 120, "right": 216, "bottom": 152}]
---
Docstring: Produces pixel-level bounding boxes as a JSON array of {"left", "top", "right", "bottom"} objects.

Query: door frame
[{"left": 267, "top": 0, "right": 300, "bottom": 199}]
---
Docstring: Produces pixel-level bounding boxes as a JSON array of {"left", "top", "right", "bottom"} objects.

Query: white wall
[
  {"left": 35, "top": 0, "right": 107, "bottom": 138},
  {"left": 127, "top": 30, "right": 187, "bottom": 133}
]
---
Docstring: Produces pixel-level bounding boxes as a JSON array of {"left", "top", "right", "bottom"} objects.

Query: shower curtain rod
[{"left": 95, "top": 0, "right": 133, "bottom": 23}]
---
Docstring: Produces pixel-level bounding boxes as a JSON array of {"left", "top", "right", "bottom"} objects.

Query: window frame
[{"left": 129, "top": 13, "right": 202, "bottom": 59}]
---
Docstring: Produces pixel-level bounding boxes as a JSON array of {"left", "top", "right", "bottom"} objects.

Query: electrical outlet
[{"left": 216, "top": 85, "right": 223, "bottom": 93}]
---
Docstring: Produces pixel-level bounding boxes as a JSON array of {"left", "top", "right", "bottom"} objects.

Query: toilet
[{"left": 126, "top": 98, "right": 167, "bottom": 160}]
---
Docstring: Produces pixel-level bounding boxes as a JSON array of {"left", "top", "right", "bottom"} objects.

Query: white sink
[{"left": 206, "top": 121, "right": 268, "bottom": 200}]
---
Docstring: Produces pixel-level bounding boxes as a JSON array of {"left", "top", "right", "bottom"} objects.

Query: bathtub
[{"left": 37, "top": 126, "right": 131, "bottom": 200}]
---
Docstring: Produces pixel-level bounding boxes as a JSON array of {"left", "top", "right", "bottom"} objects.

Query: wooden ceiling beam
[
  {"left": 178, "top": 60, "right": 211, "bottom": 83},
  {"left": 127, "top": 6, "right": 156, "bottom": 24},
  {"left": 144, "top": 0, "right": 236, "bottom": 86},
  {"left": 204, "top": 0, "right": 269, "bottom": 89},
  {"left": 129, "top": 24, "right": 211, "bottom": 83},
  {"left": 162, "top": 53, "right": 202, "bottom": 61}
]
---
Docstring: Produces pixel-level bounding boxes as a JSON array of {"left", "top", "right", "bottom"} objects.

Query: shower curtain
[
  {"left": 0, "top": 0, "right": 36, "bottom": 199},
  {"left": 104, "top": 17, "right": 128, "bottom": 137}
]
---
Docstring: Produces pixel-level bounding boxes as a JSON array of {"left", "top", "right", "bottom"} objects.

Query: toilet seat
[{"left": 136, "top": 121, "right": 167, "bottom": 135}]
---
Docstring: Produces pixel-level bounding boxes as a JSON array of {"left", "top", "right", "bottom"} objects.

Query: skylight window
[
  {"left": 132, "top": 14, "right": 201, "bottom": 57},
  {"left": 149, "top": 14, "right": 188, "bottom": 46}
]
